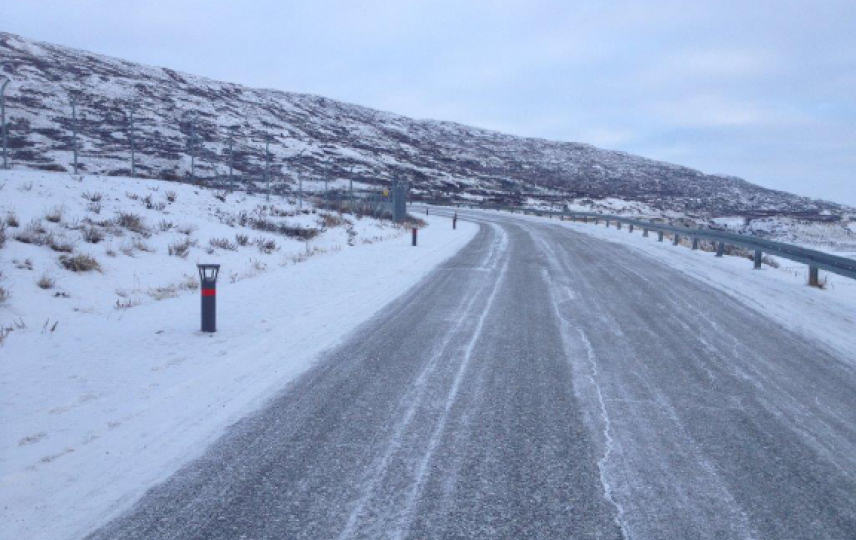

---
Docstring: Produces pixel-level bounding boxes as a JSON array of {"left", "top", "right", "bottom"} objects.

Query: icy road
[{"left": 87, "top": 210, "right": 856, "bottom": 540}]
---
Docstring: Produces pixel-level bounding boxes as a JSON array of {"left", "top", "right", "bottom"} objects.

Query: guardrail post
[
  {"left": 658, "top": 231, "right": 664, "bottom": 242},
  {"left": 809, "top": 266, "right": 820, "bottom": 287},
  {"left": 617, "top": 222, "right": 622, "bottom": 230},
  {"left": 716, "top": 242, "right": 725, "bottom": 257},
  {"left": 692, "top": 238, "right": 699, "bottom": 250},
  {"left": 453, "top": 212, "right": 457, "bottom": 229},
  {"left": 582, "top": 216, "right": 587, "bottom": 223},
  {"left": 605, "top": 219, "right": 610, "bottom": 228},
  {"left": 412, "top": 227, "right": 417, "bottom": 246},
  {"left": 643, "top": 228, "right": 649, "bottom": 237},
  {"left": 754, "top": 250, "right": 762, "bottom": 269},
  {"left": 594, "top": 217, "right": 599, "bottom": 225},
  {"left": 673, "top": 234, "right": 680, "bottom": 246},
  {"left": 628, "top": 224, "right": 634, "bottom": 233}
]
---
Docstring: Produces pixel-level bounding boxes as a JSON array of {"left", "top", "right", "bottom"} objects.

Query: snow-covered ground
[
  {"left": 478, "top": 208, "right": 856, "bottom": 361},
  {"left": 0, "top": 171, "right": 477, "bottom": 540}
]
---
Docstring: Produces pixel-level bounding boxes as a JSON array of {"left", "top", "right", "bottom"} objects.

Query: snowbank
[{"left": 0, "top": 171, "right": 478, "bottom": 540}]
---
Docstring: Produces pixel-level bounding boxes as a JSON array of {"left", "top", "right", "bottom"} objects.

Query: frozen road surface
[{"left": 87, "top": 210, "right": 856, "bottom": 540}]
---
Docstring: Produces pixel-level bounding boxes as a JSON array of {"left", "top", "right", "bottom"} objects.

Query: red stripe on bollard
[{"left": 201, "top": 289, "right": 216, "bottom": 297}]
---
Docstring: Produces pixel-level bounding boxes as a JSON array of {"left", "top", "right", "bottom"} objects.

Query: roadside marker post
[
  {"left": 197, "top": 264, "right": 221, "bottom": 333},
  {"left": 453, "top": 212, "right": 457, "bottom": 230},
  {"left": 412, "top": 228, "right": 418, "bottom": 246}
]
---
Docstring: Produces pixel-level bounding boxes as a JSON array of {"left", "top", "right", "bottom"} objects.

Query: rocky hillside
[{"left": 0, "top": 31, "right": 850, "bottom": 220}]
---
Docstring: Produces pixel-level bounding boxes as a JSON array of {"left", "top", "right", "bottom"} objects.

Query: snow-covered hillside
[
  {"left": 1, "top": 31, "right": 852, "bottom": 226},
  {"left": 0, "top": 169, "right": 405, "bottom": 330},
  {"left": 0, "top": 169, "right": 479, "bottom": 540}
]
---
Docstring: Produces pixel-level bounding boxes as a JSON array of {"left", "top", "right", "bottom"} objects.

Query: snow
[
  {"left": 478, "top": 209, "right": 856, "bottom": 361},
  {"left": 0, "top": 171, "right": 477, "bottom": 540}
]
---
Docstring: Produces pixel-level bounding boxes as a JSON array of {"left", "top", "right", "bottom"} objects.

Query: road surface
[{"left": 87, "top": 210, "right": 856, "bottom": 540}]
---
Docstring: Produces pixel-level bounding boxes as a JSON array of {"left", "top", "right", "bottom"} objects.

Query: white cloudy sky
[{"left": 3, "top": 0, "right": 855, "bottom": 204}]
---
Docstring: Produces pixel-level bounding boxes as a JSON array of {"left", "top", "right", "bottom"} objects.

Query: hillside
[{"left": 0, "top": 31, "right": 852, "bottom": 225}]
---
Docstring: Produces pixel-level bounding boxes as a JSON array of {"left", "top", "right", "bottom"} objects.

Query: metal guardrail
[{"left": 423, "top": 202, "right": 856, "bottom": 284}]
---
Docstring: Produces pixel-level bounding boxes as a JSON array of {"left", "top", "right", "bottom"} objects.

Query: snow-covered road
[{"left": 86, "top": 210, "right": 856, "bottom": 539}]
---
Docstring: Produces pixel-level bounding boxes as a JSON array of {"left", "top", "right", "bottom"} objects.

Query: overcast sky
[{"left": 3, "top": 0, "right": 855, "bottom": 205}]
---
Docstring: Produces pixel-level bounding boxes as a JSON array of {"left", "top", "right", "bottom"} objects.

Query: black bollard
[{"left": 197, "top": 264, "right": 220, "bottom": 332}]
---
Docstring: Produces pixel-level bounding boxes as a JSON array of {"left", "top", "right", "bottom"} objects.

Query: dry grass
[
  {"left": 168, "top": 237, "right": 197, "bottom": 258},
  {"left": 14, "top": 220, "right": 52, "bottom": 246},
  {"left": 318, "top": 212, "right": 347, "bottom": 228},
  {"left": 115, "top": 212, "right": 148, "bottom": 234},
  {"left": 45, "top": 206, "right": 64, "bottom": 223},
  {"left": 131, "top": 237, "right": 155, "bottom": 253},
  {"left": 48, "top": 236, "right": 74, "bottom": 253},
  {"left": 0, "top": 286, "right": 10, "bottom": 303},
  {"left": 209, "top": 237, "right": 237, "bottom": 251},
  {"left": 81, "top": 226, "right": 104, "bottom": 244},
  {"left": 59, "top": 253, "right": 101, "bottom": 272},
  {"left": 36, "top": 273, "right": 56, "bottom": 290},
  {"left": 6, "top": 212, "right": 19, "bottom": 227},
  {"left": 235, "top": 233, "right": 249, "bottom": 246},
  {"left": 0, "top": 325, "right": 12, "bottom": 346},
  {"left": 177, "top": 224, "right": 197, "bottom": 236},
  {"left": 233, "top": 211, "right": 321, "bottom": 241},
  {"left": 114, "top": 297, "right": 141, "bottom": 310},
  {"left": 148, "top": 274, "right": 199, "bottom": 301},
  {"left": 255, "top": 236, "right": 279, "bottom": 254}
]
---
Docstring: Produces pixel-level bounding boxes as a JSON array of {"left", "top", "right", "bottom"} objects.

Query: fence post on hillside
[
  {"left": 716, "top": 242, "right": 725, "bottom": 257},
  {"left": 1, "top": 76, "right": 9, "bottom": 169},
  {"left": 643, "top": 228, "right": 649, "bottom": 237},
  {"left": 264, "top": 134, "right": 272, "bottom": 202},
  {"left": 227, "top": 125, "right": 239, "bottom": 192},
  {"left": 629, "top": 224, "right": 634, "bottom": 233},
  {"left": 673, "top": 234, "right": 680, "bottom": 246},
  {"left": 692, "top": 238, "right": 699, "bottom": 250},
  {"left": 69, "top": 93, "right": 79, "bottom": 175},
  {"left": 754, "top": 250, "right": 763, "bottom": 269},
  {"left": 658, "top": 231, "right": 664, "bottom": 242},
  {"left": 185, "top": 113, "right": 199, "bottom": 184},
  {"left": 126, "top": 105, "right": 138, "bottom": 177}
]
